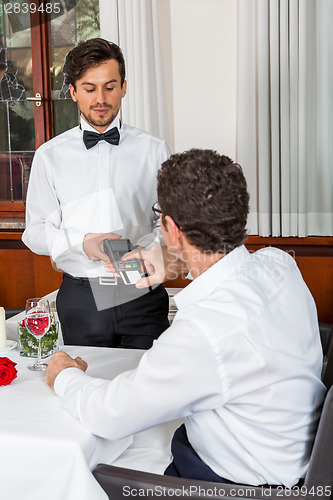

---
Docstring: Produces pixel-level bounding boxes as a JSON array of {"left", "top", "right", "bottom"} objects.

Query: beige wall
[{"left": 158, "top": 0, "right": 238, "bottom": 159}]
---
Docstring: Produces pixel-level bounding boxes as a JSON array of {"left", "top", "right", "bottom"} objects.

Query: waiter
[{"left": 22, "top": 38, "right": 170, "bottom": 349}]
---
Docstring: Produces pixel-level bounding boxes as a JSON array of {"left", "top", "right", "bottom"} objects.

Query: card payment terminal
[{"left": 103, "top": 238, "right": 143, "bottom": 285}]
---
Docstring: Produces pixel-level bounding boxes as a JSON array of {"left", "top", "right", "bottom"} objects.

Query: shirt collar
[{"left": 174, "top": 245, "right": 250, "bottom": 311}]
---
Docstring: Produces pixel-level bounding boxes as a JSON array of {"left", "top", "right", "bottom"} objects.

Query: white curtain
[
  {"left": 237, "top": 0, "right": 333, "bottom": 236},
  {"left": 99, "top": 0, "right": 168, "bottom": 142}
]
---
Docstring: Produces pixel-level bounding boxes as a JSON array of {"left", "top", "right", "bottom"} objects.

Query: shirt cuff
[
  {"left": 136, "top": 232, "right": 162, "bottom": 250},
  {"left": 48, "top": 228, "right": 87, "bottom": 261},
  {"left": 54, "top": 367, "right": 88, "bottom": 398}
]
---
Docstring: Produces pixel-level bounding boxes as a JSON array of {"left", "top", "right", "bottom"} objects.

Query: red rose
[{"left": 0, "top": 357, "right": 18, "bottom": 386}]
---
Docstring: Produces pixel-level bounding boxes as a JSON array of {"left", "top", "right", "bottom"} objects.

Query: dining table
[{"left": 1, "top": 298, "right": 183, "bottom": 500}]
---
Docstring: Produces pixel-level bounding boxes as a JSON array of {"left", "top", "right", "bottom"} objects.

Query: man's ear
[
  {"left": 69, "top": 84, "right": 77, "bottom": 102},
  {"left": 121, "top": 80, "right": 127, "bottom": 98},
  {"left": 164, "top": 215, "right": 182, "bottom": 246}
]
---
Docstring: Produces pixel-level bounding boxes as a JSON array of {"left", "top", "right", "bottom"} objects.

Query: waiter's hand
[
  {"left": 122, "top": 244, "right": 187, "bottom": 289},
  {"left": 83, "top": 232, "right": 121, "bottom": 262},
  {"left": 45, "top": 351, "right": 88, "bottom": 390}
]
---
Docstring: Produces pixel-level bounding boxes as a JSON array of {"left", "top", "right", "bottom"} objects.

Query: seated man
[{"left": 45, "top": 149, "right": 325, "bottom": 486}]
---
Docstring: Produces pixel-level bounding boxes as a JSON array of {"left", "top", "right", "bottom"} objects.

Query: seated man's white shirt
[{"left": 55, "top": 246, "right": 325, "bottom": 487}]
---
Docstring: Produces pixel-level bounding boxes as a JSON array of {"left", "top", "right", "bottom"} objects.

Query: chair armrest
[
  {"left": 319, "top": 323, "right": 333, "bottom": 358},
  {"left": 92, "top": 464, "right": 306, "bottom": 500}
]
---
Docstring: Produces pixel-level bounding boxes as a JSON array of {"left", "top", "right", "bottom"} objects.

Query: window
[{"left": 0, "top": 0, "right": 99, "bottom": 215}]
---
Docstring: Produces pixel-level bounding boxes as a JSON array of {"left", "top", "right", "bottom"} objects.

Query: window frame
[{"left": 0, "top": 1, "right": 52, "bottom": 217}]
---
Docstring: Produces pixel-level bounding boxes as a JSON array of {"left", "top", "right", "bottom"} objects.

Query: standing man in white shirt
[
  {"left": 45, "top": 149, "right": 325, "bottom": 486},
  {"left": 22, "top": 38, "right": 170, "bottom": 348}
]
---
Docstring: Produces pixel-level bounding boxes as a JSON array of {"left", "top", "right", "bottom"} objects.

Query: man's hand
[
  {"left": 83, "top": 232, "right": 121, "bottom": 263},
  {"left": 104, "top": 245, "right": 145, "bottom": 275},
  {"left": 45, "top": 351, "right": 88, "bottom": 390},
  {"left": 121, "top": 244, "right": 187, "bottom": 289}
]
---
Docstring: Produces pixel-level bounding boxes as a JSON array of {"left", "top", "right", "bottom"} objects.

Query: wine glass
[{"left": 25, "top": 298, "right": 51, "bottom": 371}]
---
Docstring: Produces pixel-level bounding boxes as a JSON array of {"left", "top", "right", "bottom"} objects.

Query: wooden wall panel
[
  {"left": 163, "top": 276, "right": 192, "bottom": 289},
  {"left": 295, "top": 256, "right": 333, "bottom": 324},
  {"left": 0, "top": 248, "right": 62, "bottom": 309},
  {"left": 1, "top": 233, "right": 332, "bottom": 324}
]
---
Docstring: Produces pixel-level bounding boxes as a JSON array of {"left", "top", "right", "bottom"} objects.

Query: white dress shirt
[
  {"left": 54, "top": 246, "right": 325, "bottom": 487},
  {"left": 22, "top": 116, "right": 170, "bottom": 277}
]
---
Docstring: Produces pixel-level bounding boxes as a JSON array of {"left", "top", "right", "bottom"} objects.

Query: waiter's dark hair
[
  {"left": 157, "top": 149, "right": 249, "bottom": 254},
  {"left": 65, "top": 38, "right": 126, "bottom": 89}
]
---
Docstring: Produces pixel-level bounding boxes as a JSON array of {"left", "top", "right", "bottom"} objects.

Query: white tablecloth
[{"left": 0, "top": 343, "right": 181, "bottom": 500}]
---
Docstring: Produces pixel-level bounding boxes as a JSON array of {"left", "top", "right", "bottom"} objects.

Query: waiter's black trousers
[{"left": 56, "top": 273, "right": 170, "bottom": 349}]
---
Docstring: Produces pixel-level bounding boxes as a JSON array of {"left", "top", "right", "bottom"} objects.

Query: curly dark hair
[
  {"left": 65, "top": 38, "right": 126, "bottom": 89},
  {"left": 157, "top": 149, "right": 250, "bottom": 254}
]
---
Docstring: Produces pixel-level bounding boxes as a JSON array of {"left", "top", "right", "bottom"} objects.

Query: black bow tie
[{"left": 83, "top": 127, "right": 120, "bottom": 149}]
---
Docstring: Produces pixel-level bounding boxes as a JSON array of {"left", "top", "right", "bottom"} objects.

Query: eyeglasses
[
  {"left": 152, "top": 202, "right": 163, "bottom": 218},
  {"left": 151, "top": 202, "right": 182, "bottom": 230}
]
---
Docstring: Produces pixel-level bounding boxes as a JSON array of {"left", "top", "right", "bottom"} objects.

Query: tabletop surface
[{"left": 0, "top": 343, "right": 180, "bottom": 500}]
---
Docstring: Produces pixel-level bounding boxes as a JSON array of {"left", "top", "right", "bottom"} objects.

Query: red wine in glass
[
  {"left": 25, "top": 298, "right": 51, "bottom": 371},
  {"left": 26, "top": 313, "right": 50, "bottom": 337}
]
